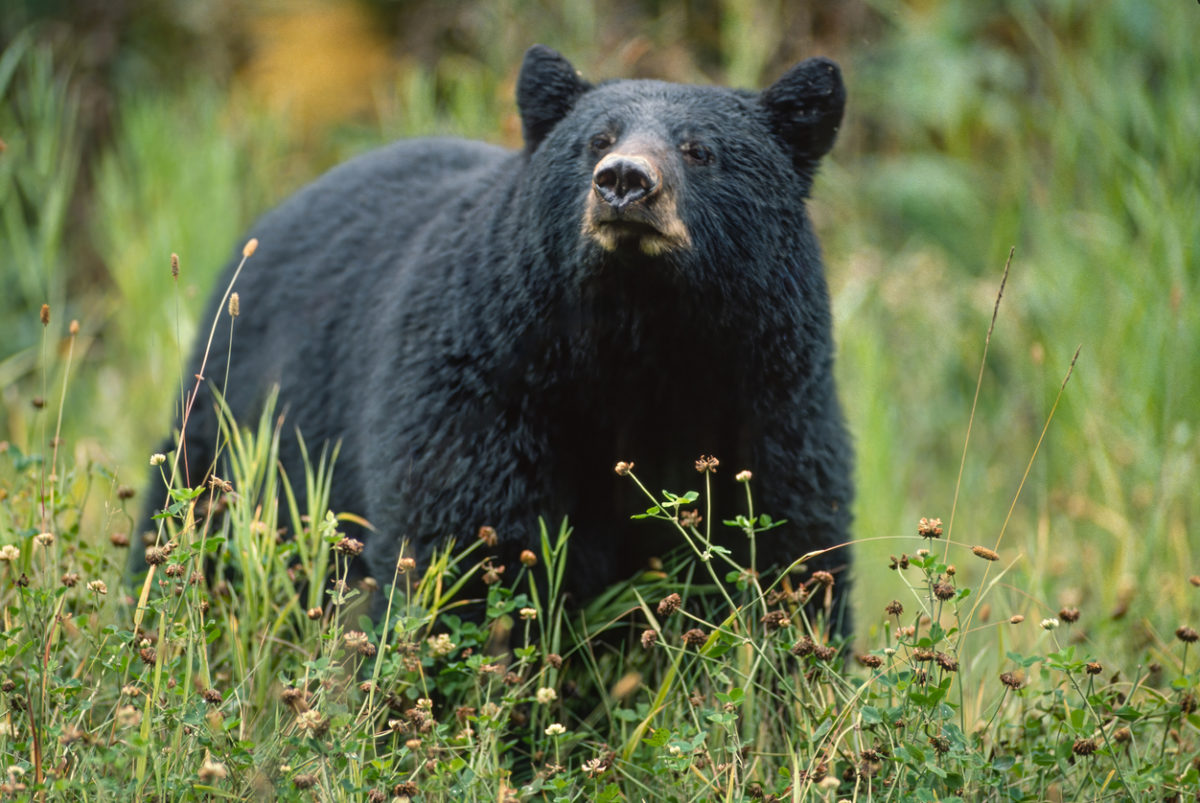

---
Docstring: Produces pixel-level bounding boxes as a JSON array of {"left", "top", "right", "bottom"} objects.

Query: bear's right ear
[
  {"left": 517, "top": 45, "right": 591, "bottom": 152},
  {"left": 760, "top": 57, "right": 846, "bottom": 170}
]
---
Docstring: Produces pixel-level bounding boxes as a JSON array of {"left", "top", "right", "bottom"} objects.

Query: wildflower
[
  {"left": 61, "top": 572, "right": 79, "bottom": 587},
  {"left": 0, "top": 545, "right": 18, "bottom": 562},
  {"left": 656, "top": 592, "right": 682, "bottom": 617},
  {"left": 481, "top": 561, "right": 505, "bottom": 585},
  {"left": 198, "top": 757, "right": 228, "bottom": 782},
  {"left": 888, "top": 554, "right": 910, "bottom": 570},
  {"left": 613, "top": 461, "right": 635, "bottom": 476},
  {"left": 735, "top": 470, "right": 752, "bottom": 482},
  {"left": 694, "top": 455, "right": 719, "bottom": 473},
  {"left": 679, "top": 509, "right": 701, "bottom": 528},
  {"left": 427, "top": 633, "right": 455, "bottom": 657},
  {"left": 1176, "top": 626, "right": 1199, "bottom": 644},
  {"left": 640, "top": 629, "right": 658, "bottom": 649},
  {"left": 344, "top": 631, "right": 375, "bottom": 656},
  {"left": 681, "top": 628, "right": 707, "bottom": 648},
  {"left": 1058, "top": 607, "right": 1080, "bottom": 624},
  {"left": 295, "top": 709, "right": 328, "bottom": 737},
  {"left": 582, "top": 757, "right": 607, "bottom": 778},
  {"left": 34, "top": 532, "right": 54, "bottom": 548},
  {"left": 334, "top": 537, "right": 364, "bottom": 556},
  {"left": 811, "top": 570, "right": 834, "bottom": 588},
  {"left": 1040, "top": 618, "right": 1060, "bottom": 631},
  {"left": 396, "top": 556, "right": 417, "bottom": 573},
  {"left": 917, "top": 517, "right": 943, "bottom": 539},
  {"left": 519, "top": 607, "right": 537, "bottom": 620},
  {"left": 519, "top": 549, "right": 537, "bottom": 566},
  {"left": 87, "top": 580, "right": 107, "bottom": 595},
  {"left": 544, "top": 723, "right": 566, "bottom": 736},
  {"left": 116, "top": 705, "right": 141, "bottom": 728},
  {"left": 535, "top": 687, "right": 557, "bottom": 705},
  {"left": 885, "top": 600, "right": 904, "bottom": 616},
  {"left": 972, "top": 545, "right": 1000, "bottom": 561}
]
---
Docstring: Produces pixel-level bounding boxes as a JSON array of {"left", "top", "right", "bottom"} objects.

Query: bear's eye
[
  {"left": 680, "top": 142, "right": 714, "bottom": 166},
  {"left": 589, "top": 134, "right": 614, "bottom": 154}
]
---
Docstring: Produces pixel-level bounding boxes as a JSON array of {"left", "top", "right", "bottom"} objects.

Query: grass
[{"left": 0, "top": 0, "right": 1197, "bottom": 799}]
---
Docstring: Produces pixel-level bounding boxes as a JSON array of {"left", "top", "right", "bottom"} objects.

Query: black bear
[{"left": 142, "top": 45, "right": 854, "bottom": 626}]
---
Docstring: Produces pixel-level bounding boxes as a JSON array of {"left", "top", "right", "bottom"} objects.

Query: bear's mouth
[{"left": 583, "top": 203, "right": 692, "bottom": 257}]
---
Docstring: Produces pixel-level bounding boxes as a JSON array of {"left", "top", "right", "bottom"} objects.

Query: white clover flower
[
  {"left": 544, "top": 723, "right": 566, "bottom": 736},
  {"left": 0, "top": 545, "right": 19, "bottom": 562},
  {"left": 1040, "top": 617, "right": 1060, "bottom": 631},
  {"left": 535, "top": 687, "right": 557, "bottom": 705},
  {"left": 150, "top": 453, "right": 166, "bottom": 466},
  {"left": 519, "top": 607, "right": 537, "bottom": 620}
]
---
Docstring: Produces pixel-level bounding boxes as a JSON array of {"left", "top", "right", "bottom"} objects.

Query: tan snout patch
[{"left": 583, "top": 160, "right": 692, "bottom": 256}]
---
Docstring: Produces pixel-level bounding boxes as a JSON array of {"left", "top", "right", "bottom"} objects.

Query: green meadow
[{"left": 0, "top": 1, "right": 1196, "bottom": 799}]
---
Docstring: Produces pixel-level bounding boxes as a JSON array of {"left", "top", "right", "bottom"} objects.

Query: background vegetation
[{"left": 0, "top": 0, "right": 1196, "bottom": 799}]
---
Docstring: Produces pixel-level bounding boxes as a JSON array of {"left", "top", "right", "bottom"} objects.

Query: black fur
[{"left": 140, "top": 46, "right": 854, "bottom": 626}]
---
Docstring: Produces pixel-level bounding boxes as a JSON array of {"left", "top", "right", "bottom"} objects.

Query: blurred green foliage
[{"left": 0, "top": 0, "right": 1196, "bottom": 653}]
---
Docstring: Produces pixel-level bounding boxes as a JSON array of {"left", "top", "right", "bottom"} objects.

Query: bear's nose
[{"left": 592, "top": 154, "right": 660, "bottom": 210}]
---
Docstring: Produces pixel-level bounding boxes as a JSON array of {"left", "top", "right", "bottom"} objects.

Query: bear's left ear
[
  {"left": 517, "top": 45, "right": 591, "bottom": 152},
  {"left": 760, "top": 57, "right": 845, "bottom": 168}
]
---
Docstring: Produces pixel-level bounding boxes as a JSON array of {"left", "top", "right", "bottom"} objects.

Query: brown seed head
[
  {"left": 69, "top": 319, "right": 79, "bottom": 335},
  {"left": 657, "top": 592, "right": 682, "bottom": 617},
  {"left": 306, "top": 607, "right": 322, "bottom": 620},
  {"left": 694, "top": 455, "right": 719, "bottom": 473},
  {"left": 110, "top": 531, "right": 130, "bottom": 547},
  {"left": 520, "top": 549, "right": 537, "bottom": 567},
  {"left": 790, "top": 636, "right": 815, "bottom": 657},
  {"left": 811, "top": 570, "right": 834, "bottom": 588},
  {"left": 170, "top": 253, "right": 180, "bottom": 279},
  {"left": 885, "top": 599, "right": 904, "bottom": 617},
  {"left": 243, "top": 238, "right": 258, "bottom": 257},
  {"left": 228, "top": 292, "right": 240, "bottom": 318},
  {"left": 334, "top": 537, "right": 364, "bottom": 556},
  {"left": 917, "top": 517, "right": 944, "bottom": 539},
  {"left": 935, "top": 652, "right": 959, "bottom": 672},
  {"left": 1009, "top": 614, "right": 1025, "bottom": 624},
  {"left": 1085, "top": 661, "right": 1102, "bottom": 675},
  {"left": 546, "top": 653, "right": 562, "bottom": 669},
  {"left": 640, "top": 629, "right": 658, "bottom": 649},
  {"left": 760, "top": 609, "right": 790, "bottom": 633},
  {"left": 1190, "top": 575, "right": 1200, "bottom": 587},
  {"left": 613, "top": 461, "right": 635, "bottom": 476},
  {"left": 1059, "top": 607, "right": 1081, "bottom": 624},
  {"left": 393, "top": 781, "right": 419, "bottom": 797},
  {"left": 681, "top": 628, "right": 707, "bottom": 648},
  {"left": 1112, "top": 726, "right": 1131, "bottom": 744},
  {"left": 1175, "top": 626, "right": 1199, "bottom": 644},
  {"left": 972, "top": 545, "right": 1000, "bottom": 561},
  {"left": 138, "top": 647, "right": 157, "bottom": 665},
  {"left": 1071, "top": 737, "right": 1097, "bottom": 756},
  {"left": 61, "top": 572, "right": 80, "bottom": 587},
  {"left": 679, "top": 508, "right": 701, "bottom": 528},
  {"left": 857, "top": 654, "right": 884, "bottom": 669},
  {"left": 929, "top": 734, "right": 950, "bottom": 755},
  {"left": 202, "top": 688, "right": 222, "bottom": 705},
  {"left": 40, "top": 304, "right": 50, "bottom": 326},
  {"left": 293, "top": 774, "right": 317, "bottom": 790},
  {"left": 999, "top": 671, "right": 1023, "bottom": 690},
  {"left": 144, "top": 546, "right": 168, "bottom": 566},
  {"left": 813, "top": 644, "right": 837, "bottom": 662},
  {"left": 933, "top": 581, "right": 956, "bottom": 601},
  {"left": 117, "top": 485, "right": 136, "bottom": 500},
  {"left": 396, "top": 556, "right": 417, "bottom": 574}
]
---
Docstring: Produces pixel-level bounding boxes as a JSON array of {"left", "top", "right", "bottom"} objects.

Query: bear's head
[{"left": 515, "top": 44, "right": 845, "bottom": 276}]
